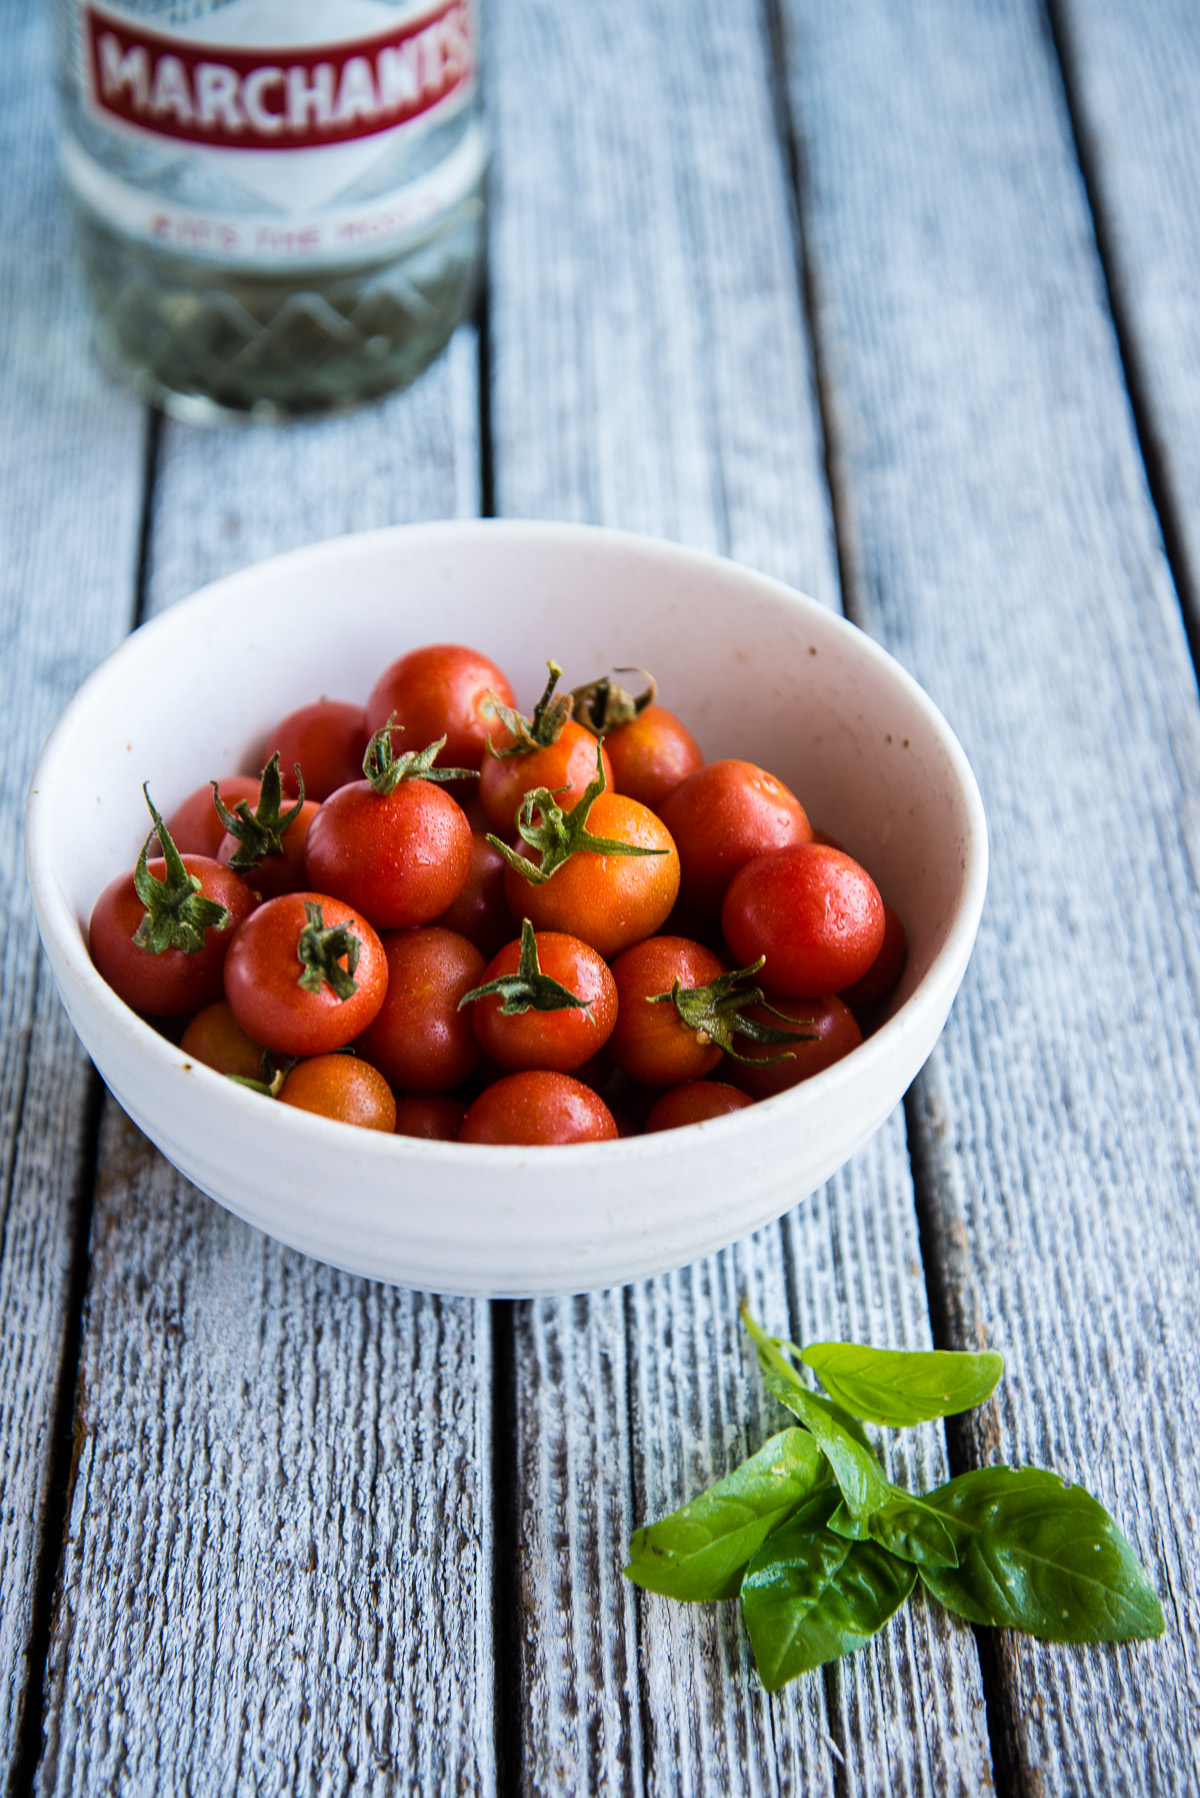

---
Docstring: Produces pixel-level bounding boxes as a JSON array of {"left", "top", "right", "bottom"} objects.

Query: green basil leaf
[
  {"left": 868, "top": 1492, "right": 960, "bottom": 1568},
  {"left": 919, "top": 1467, "right": 1165, "bottom": 1641},
  {"left": 742, "top": 1509, "right": 917, "bottom": 1689},
  {"left": 826, "top": 1502, "right": 870, "bottom": 1541},
  {"left": 800, "top": 1342, "right": 1004, "bottom": 1427},
  {"left": 624, "top": 1428, "right": 826, "bottom": 1602},
  {"left": 764, "top": 1371, "right": 890, "bottom": 1521}
]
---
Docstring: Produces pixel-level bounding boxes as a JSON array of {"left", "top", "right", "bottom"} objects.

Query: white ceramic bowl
[{"left": 26, "top": 521, "right": 987, "bottom": 1297}]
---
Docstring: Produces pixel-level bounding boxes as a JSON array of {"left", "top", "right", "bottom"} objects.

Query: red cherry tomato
[
  {"left": 479, "top": 722, "right": 614, "bottom": 834},
  {"left": 218, "top": 798, "right": 320, "bottom": 900},
  {"left": 602, "top": 703, "right": 704, "bottom": 811},
  {"left": 644, "top": 1080, "right": 754, "bottom": 1132},
  {"left": 433, "top": 831, "right": 515, "bottom": 959},
  {"left": 278, "top": 1055, "right": 397, "bottom": 1132},
  {"left": 262, "top": 700, "right": 369, "bottom": 800},
  {"left": 607, "top": 936, "right": 727, "bottom": 1086},
  {"left": 502, "top": 792, "right": 680, "bottom": 958},
  {"left": 164, "top": 777, "right": 261, "bottom": 858},
  {"left": 90, "top": 855, "right": 256, "bottom": 1016},
  {"left": 839, "top": 901, "right": 908, "bottom": 1012},
  {"left": 223, "top": 892, "right": 387, "bottom": 1055},
  {"left": 725, "top": 995, "right": 863, "bottom": 1099},
  {"left": 304, "top": 778, "right": 473, "bottom": 930},
  {"left": 364, "top": 643, "right": 517, "bottom": 773},
  {"left": 659, "top": 760, "right": 812, "bottom": 917},
  {"left": 394, "top": 1094, "right": 468, "bottom": 1140},
  {"left": 179, "top": 998, "right": 267, "bottom": 1082},
  {"left": 354, "top": 926, "right": 484, "bottom": 1092},
  {"left": 459, "top": 1071, "right": 619, "bottom": 1145},
  {"left": 466, "top": 929, "right": 618, "bottom": 1073},
  {"left": 722, "top": 843, "right": 885, "bottom": 998}
]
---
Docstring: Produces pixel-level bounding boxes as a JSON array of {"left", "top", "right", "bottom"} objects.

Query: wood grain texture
[
  {"left": 36, "top": 336, "right": 497, "bottom": 1789},
  {"left": 40, "top": 1106, "right": 495, "bottom": 1798},
  {"left": 488, "top": 0, "right": 993, "bottom": 1788},
  {"left": 779, "top": 0, "right": 1200, "bottom": 1787},
  {"left": 0, "top": 1, "right": 147, "bottom": 1778},
  {"left": 1053, "top": 0, "right": 1200, "bottom": 649}
]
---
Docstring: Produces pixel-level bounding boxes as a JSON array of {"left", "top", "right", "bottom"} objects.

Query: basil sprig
[{"left": 624, "top": 1308, "right": 1164, "bottom": 1690}]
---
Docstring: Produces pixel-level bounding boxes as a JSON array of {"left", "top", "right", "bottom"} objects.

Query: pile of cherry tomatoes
[{"left": 89, "top": 643, "right": 906, "bottom": 1145}]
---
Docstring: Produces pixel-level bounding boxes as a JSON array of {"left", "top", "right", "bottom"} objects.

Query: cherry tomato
[
  {"left": 466, "top": 928, "right": 618, "bottom": 1073},
  {"left": 721, "top": 843, "right": 885, "bottom": 998},
  {"left": 304, "top": 778, "right": 473, "bottom": 930},
  {"left": 608, "top": 936, "right": 727, "bottom": 1086},
  {"left": 218, "top": 798, "right": 320, "bottom": 900},
  {"left": 433, "top": 831, "right": 515, "bottom": 958},
  {"left": 262, "top": 699, "right": 369, "bottom": 800},
  {"left": 602, "top": 702, "right": 704, "bottom": 811},
  {"left": 278, "top": 1055, "right": 397, "bottom": 1132},
  {"left": 164, "top": 776, "right": 262, "bottom": 858},
  {"left": 644, "top": 1080, "right": 754, "bottom": 1132},
  {"left": 502, "top": 791, "right": 680, "bottom": 958},
  {"left": 394, "top": 1094, "right": 468, "bottom": 1140},
  {"left": 355, "top": 926, "right": 484, "bottom": 1092},
  {"left": 364, "top": 643, "right": 516, "bottom": 772},
  {"left": 839, "top": 901, "right": 908, "bottom": 1012},
  {"left": 459, "top": 1071, "right": 619, "bottom": 1145},
  {"left": 179, "top": 998, "right": 267, "bottom": 1082},
  {"left": 223, "top": 892, "right": 387, "bottom": 1055},
  {"left": 479, "top": 721, "right": 613, "bottom": 834},
  {"left": 725, "top": 995, "right": 863, "bottom": 1099},
  {"left": 90, "top": 854, "right": 256, "bottom": 1017},
  {"left": 659, "top": 760, "right": 812, "bottom": 917}
]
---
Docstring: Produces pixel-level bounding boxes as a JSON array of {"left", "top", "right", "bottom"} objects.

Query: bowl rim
[{"left": 25, "top": 518, "right": 989, "bottom": 1175}]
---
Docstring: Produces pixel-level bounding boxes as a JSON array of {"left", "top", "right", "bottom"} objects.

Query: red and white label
[{"left": 82, "top": 0, "right": 473, "bottom": 151}]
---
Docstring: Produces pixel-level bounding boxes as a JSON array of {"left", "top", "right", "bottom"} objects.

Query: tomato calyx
[
  {"left": 212, "top": 753, "right": 306, "bottom": 871},
  {"left": 648, "top": 957, "right": 818, "bottom": 1063},
  {"left": 227, "top": 1052, "right": 294, "bottom": 1099},
  {"left": 484, "top": 660, "right": 574, "bottom": 758},
  {"left": 363, "top": 718, "right": 478, "bottom": 793},
  {"left": 570, "top": 668, "right": 657, "bottom": 734},
  {"left": 296, "top": 901, "right": 361, "bottom": 999},
  {"left": 488, "top": 746, "right": 670, "bottom": 886},
  {"left": 132, "top": 786, "right": 231, "bottom": 954},
  {"left": 459, "top": 918, "right": 593, "bottom": 1017}
]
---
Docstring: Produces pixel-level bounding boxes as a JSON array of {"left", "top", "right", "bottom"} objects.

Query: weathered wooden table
[{"left": 4, "top": 0, "right": 1200, "bottom": 1791}]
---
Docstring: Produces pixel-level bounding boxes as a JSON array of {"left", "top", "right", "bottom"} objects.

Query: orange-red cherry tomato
[
  {"left": 659, "top": 759, "right": 812, "bottom": 917},
  {"left": 278, "top": 1055, "right": 397, "bottom": 1131},
  {"left": 839, "top": 901, "right": 908, "bottom": 1012},
  {"left": 467, "top": 931, "right": 618, "bottom": 1073},
  {"left": 725, "top": 995, "right": 863, "bottom": 1099},
  {"left": 263, "top": 699, "right": 369, "bottom": 801},
  {"left": 164, "top": 777, "right": 261, "bottom": 858},
  {"left": 179, "top": 998, "right": 267, "bottom": 1082},
  {"left": 223, "top": 891, "right": 387, "bottom": 1056},
  {"left": 304, "top": 778, "right": 473, "bottom": 930},
  {"left": 608, "top": 936, "right": 726, "bottom": 1086},
  {"left": 502, "top": 792, "right": 680, "bottom": 958},
  {"left": 644, "top": 1080, "right": 754, "bottom": 1132},
  {"left": 603, "top": 703, "right": 704, "bottom": 811},
  {"left": 394, "top": 1094, "right": 468, "bottom": 1140},
  {"left": 90, "top": 855, "right": 256, "bottom": 1017},
  {"left": 479, "top": 722, "right": 614, "bottom": 834},
  {"left": 434, "top": 831, "right": 515, "bottom": 959},
  {"left": 459, "top": 1071, "right": 619, "bottom": 1145},
  {"left": 722, "top": 843, "right": 885, "bottom": 999},
  {"left": 355, "top": 926, "right": 484, "bottom": 1092},
  {"left": 365, "top": 643, "right": 517, "bottom": 773}
]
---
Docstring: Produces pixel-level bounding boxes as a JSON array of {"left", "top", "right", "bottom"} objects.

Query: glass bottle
[{"left": 54, "top": 0, "right": 487, "bottom": 423}]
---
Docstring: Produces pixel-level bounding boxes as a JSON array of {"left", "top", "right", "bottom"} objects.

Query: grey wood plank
[
  {"left": 1053, "top": 0, "right": 1200, "bottom": 649},
  {"left": 36, "top": 341, "right": 498, "bottom": 1793},
  {"left": 0, "top": 2, "right": 147, "bottom": 1779},
  {"left": 777, "top": 0, "right": 1200, "bottom": 1788},
  {"left": 488, "top": 0, "right": 993, "bottom": 1788}
]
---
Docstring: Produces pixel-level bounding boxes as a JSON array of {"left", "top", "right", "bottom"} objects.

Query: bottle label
[{"left": 62, "top": 0, "right": 484, "bottom": 268}]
